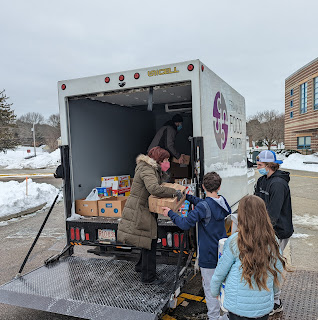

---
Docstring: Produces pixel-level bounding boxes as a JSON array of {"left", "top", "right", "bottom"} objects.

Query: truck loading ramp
[{"left": 0, "top": 256, "right": 189, "bottom": 320}]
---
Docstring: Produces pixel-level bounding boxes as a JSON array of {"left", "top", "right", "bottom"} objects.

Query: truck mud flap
[{"left": 0, "top": 256, "right": 190, "bottom": 320}]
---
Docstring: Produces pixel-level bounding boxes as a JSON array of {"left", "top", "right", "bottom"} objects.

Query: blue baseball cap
[{"left": 257, "top": 150, "right": 283, "bottom": 164}]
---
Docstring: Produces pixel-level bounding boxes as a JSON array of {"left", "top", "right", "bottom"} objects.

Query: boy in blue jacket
[{"left": 162, "top": 172, "right": 231, "bottom": 320}]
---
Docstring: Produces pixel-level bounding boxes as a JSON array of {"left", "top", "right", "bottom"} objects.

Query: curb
[{"left": 0, "top": 203, "right": 47, "bottom": 222}]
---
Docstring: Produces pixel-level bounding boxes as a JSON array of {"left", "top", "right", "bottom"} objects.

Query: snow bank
[
  {"left": 0, "top": 179, "right": 61, "bottom": 219},
  {"left": 0, "top": 147, "right": 60, "bottom": 169},
  {"left": 280, "top": 153, "right": 318, "bottom": 172}
]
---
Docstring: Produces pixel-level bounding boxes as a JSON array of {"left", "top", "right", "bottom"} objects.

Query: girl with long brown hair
[{"left": 211, "top": 195, "right": 286, "bottom": 320}]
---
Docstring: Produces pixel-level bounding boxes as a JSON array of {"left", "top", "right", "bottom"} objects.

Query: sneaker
[{"left": 269, "top": 300, "right": 283, "bottom": 315}]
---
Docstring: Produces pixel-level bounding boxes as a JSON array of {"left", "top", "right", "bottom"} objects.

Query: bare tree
[
  {"left": 247, "top": 110, "right": 284, "bottom": 150},
  {"left": 47, "top": 114, "right": 60, "bottom": 129},
  {"left": 19, "top": 112, "right": 44, "bottom": 124}
]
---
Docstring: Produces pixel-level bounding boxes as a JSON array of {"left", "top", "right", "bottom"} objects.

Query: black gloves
[{"left": 176, "top": 190, "right": 183, "bottom": 201}]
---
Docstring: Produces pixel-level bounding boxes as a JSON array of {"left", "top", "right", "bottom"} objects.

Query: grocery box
[
  {"left": 98, "top": 196, "right": 128, "bottom": 218},
  {"left": 101, "top": 175, "right": 131, "bottom": 196},
  {"left": 170, "top": 162, "right": 191, "bottom": 179},
  {"left": 225, "top": 213, "right": 238, "bottom": 236},
  {"left": 218, "top": 238, "right": 228, "bottom": 312},
  {"left": 96, "top": 187, "right": 112, "bottom": 198},
  {"left": 118, "top": 187, "right": 131, "bottom": 197},
  {"left": 75, "top": 199, "right": 99, "bottom": 217},
  {"left": 172, "top": 155, "right": 190, "bottom": 165},
  {"left": 148, "top": 183, "right": 186, "bottom": 214}
]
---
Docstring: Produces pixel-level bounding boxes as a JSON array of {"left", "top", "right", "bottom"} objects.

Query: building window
[
  {"left": 290, "top": 111, "right": 293, "bottom": 118},
  {"left": 290, "top": 89, "right": 293, "bottom": 96},
  {"left": 300, "top": 82, "right": 307, "bottom": 113},
  {"left": 297, "top": 136, "right": 311, "bottom": 149},
  {"left": 290, "top": 100, "right": 293, "bottom": 107},
  {"left": 314, "top": 77, "right": 318, "bottom": 110}
]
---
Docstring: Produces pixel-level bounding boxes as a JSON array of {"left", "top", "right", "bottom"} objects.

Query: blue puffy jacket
[{"left": 210, "top": 233, "right": 283, "bottom": 318}]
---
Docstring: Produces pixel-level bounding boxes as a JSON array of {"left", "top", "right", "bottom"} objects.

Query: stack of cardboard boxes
[{"left": 75, "top": 175, "right": 131, "bottom": 218}]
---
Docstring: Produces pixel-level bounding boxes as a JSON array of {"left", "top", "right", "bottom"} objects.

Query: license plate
[{"left": 98, "top": 229, "right": 116, "bottom": 242}]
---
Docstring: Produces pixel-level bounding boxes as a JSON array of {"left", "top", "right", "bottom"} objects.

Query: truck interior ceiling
[{"left": 68, "top": 81, "right": 193, "bottom": 200}]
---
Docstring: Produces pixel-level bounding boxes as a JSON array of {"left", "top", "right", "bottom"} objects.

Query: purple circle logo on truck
[{"left": 213, "top": 92, "right": 228, "bottom": 149}]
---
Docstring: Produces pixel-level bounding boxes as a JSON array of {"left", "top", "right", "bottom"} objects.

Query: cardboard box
[
  {"left": 170, "top": 162, "right": 191, "bottom": 179},
  {"left": 75, "top": 199, "right": 99, "bottom": 217},
  {"left": 98, "top": 196, "right": 128, "bottom": 217},
  {"left": 225, "top": 213, "right": 238, "bottom": 236},
  {"left": 118, "top": 187, "right": 131, "bottom": 196},
  {"left": 148, "top": 183, "right": 186, "bottom": 214},
  {"left": 101, "top": 175, "right": 131, "bottom": 196},
  {"left": 172, "top": 155, "right": 190, "bottom": 165},
  {"left": 218, "top": 238, "right": 228, "bottom": 312},
  {"left": 101, "top": 175, "right": 131, "bottom": 188}
]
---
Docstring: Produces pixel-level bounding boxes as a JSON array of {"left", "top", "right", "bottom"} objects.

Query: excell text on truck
[{"left": 0, "top": 60, "right": 254, "bottom": 320}]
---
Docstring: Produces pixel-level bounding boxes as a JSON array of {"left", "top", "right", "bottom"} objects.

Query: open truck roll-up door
[{"left": 0, "top": 60, "right": 248, "bottom": 319}]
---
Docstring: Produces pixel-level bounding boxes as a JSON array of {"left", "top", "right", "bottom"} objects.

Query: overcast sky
[{"left": 1, "top": 0, "right": 318, "bottom": 120}]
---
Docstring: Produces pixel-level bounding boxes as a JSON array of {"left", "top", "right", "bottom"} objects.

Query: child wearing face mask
[{"left": 162, "top": 172, "right": 231, "bottom": 320}]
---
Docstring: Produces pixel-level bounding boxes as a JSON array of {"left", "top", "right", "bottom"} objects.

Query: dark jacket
[
  {"left": 168, "top": 194, "right": 231, "bottom": 268},
  {"left": 117, "top": 154, "right": 177, "bottom": 250},
  {"left": 147, "top": 120, "right": 180, "bottom": 159},
  {"left": 254, "top": 170, "right": 294, "bottom": 239}
]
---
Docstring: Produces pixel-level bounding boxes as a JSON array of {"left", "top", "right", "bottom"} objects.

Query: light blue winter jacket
[{"left": 211, "top": 233, "right": 283, "bottom": 318}]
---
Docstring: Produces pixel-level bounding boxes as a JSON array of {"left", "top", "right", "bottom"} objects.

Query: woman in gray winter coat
[{"left": 117, "top": 146, "right": 182, "bottom": 284}]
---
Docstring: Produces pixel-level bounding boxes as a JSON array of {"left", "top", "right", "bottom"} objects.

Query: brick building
[{"left": 285, "top": 57, "right": 318, "bottom": 153}]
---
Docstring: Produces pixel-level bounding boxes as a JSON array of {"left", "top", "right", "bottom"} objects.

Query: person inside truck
[
  {"left": 117, "top": 146, "right": 183, "bottom": 285},
  {"left": 162, "top": 172, "right": 231, "bottom": 320},
  {"left": 147, "top": 114, "right": 187, "bottom": 164}
]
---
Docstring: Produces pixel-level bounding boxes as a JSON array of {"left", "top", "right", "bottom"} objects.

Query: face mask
[
  {"left": 177, "top": 124, "right": 182, "bottom": 131},
  {"left": 160, "top": 161, "right": 170, "bottom": 172},
  {"left": 258, "top": 168, "right": 269, "bottom": 175}
]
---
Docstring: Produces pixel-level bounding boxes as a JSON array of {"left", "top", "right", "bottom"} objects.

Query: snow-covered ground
[
  {"left": 0, "top": 146, "right": 60, "bottom": 169},
  {"left": 0, "top": 179, "right": 61, "bottom": 219},
  {"left": 280, "top": 153, "right": 318, "bottom": 173}
]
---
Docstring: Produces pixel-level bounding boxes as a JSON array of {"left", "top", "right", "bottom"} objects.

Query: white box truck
[{"left": 0, "top": 60, "right": 254, "bottom": 320}]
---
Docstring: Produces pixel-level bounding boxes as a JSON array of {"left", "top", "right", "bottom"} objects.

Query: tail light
[
  {"left": 61, "top": 84, "right": 66, "bottom": 90},
  {"left": 105, "top": 77, "right": 110, "bottom": 83},
  {"left": 75, "top": 228, "right": 80, "bottom": 241},
  {"left": 167, "top": 232, "right": 173, "bottom": 247},
  {"left": 85, "top": 233, "right": 90, "bottom": 241},
  {"left": 173, "top": 232, "right": 179, "bottom": 248},
  {"left": 70, "top": 227, "right": 75, "bottom": 241},
  {"left": 180, "top": 233, "right": 186, "bottom": 248},
  {"left": 162, "top": 238, "right": 167, "bottom": 247},
  {"left": 134, "top": 73, "right": 140, "bottom": 79},
  {"left": 119, "top": 75, "right": 125, "bottom": 81},
  {"left": 187, "top": 64, "right": 194, "bottom": 71}
]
